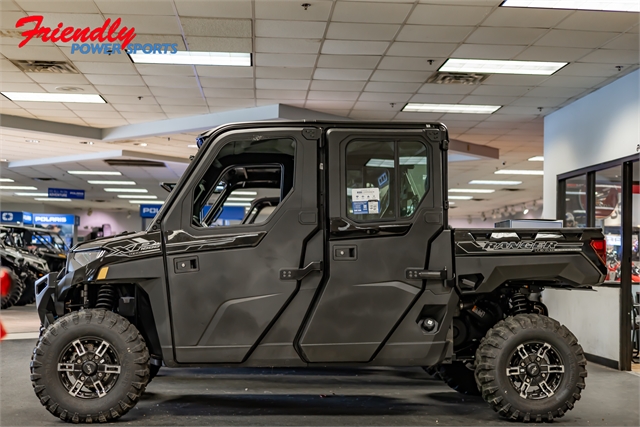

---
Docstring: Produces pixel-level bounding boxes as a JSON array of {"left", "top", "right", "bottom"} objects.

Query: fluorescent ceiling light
[
  {"left": 232, "top": 191, "right": 258, "bottom": 196},
  {"left": 128, "top": 200, "right": 164, "bottom": 205},
  {"left": 130, "top": 51, "right": 252, "bottom": 66},
  {"left": 495, "top": 170, "right": 544, "bottom": 175},
  {"left": 88, "top": 180, "right": 136, "bottom": 185},
  {"left": 14, "top": 192, "right": 49, "bottom": 196},
  {"left": 35, "top": 198, "right": 71, "bottom": 201},
  {"left": 187, "top": 144, "right": 198, "bottom": 148},
  {"left": 449, "top": 195, "right": 473, "bottom": 200},
  {"left": 104, "top": 188, "right": 148, "bottom": 193},
  {"left": 224, "top": 202, "right": 252, "bottom": 207},
  {"left": 117, "top": 195, "right": 157, "bottom": 199},
  {"left": 528, "top": 156, "right": 544, "bottom": 162},
  {"left": 68, "top": 171, "right": 121, "bottom": 176},
  {"left": 501, "top": 0, "right": 640, "bottom": 13},
  {"left": 449, "top": 189, "right": 495, "bottom": 194},
  {"left": 0, "top": 185, "right": 38, "bottom": 190},
  {"left": 227, "top": 197, "right": 255, "bottom": 202},
  {"left": 469, "top": 180, "right": 522, "bottom": 185},
  {"left": 0, "top": 178, "right": 14, "bottom": 182},
  {"left": 440, "top": 58, "right": 566, "bottom": 76},
  {"left": 1, "top": 92, "right": 106, "bottom": 103},
  {"left": 403, "top": 103, "right": 501, "bottom": 114}
]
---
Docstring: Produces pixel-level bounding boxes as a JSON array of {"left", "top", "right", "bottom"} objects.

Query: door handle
[
  {"left": 333, "top": 245, "right": 357, "bottom": 260},
  {"left": 280, "top": 261, "right": 322, "bottom": 281},
  {"left": 174, "top": 256, "right": 199, "bottom": 273}
]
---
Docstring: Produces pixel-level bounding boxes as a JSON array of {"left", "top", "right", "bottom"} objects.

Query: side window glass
[
  {"left": 192, "top": 138, "right": 295, "bottom": 228},
  {"left": 345, "top": 139, "right": 429, "bottom": 222}
]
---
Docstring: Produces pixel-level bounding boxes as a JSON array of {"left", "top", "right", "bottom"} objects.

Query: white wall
[{"left": 543, "top": 70, "right": 640, "bottom": 218}]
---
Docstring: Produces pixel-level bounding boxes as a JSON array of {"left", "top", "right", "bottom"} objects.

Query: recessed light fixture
[
  {"left": 0, "top": 159, "right": 7, "bottom": 162},
  {"left": 104, "top": 188, "right": 148, "bottom": 193},
  {"left": 501, "top": 0, "right": 640, "bottom": 13},
  {"left": 117, "top": 195, "right": 157, "bottom": 199},
  {"left": 403, "top": 103, "right": 501, "bottom": 114},
  {"left": 68, "top": 171, "right": 122, "bottom": 176},
  {"left": 0, "top": 185, "right": 38, "bottom": 190},
  {"left": 449, "top": 195, "right": 473, "bottom": 200},
  {"left": 224, "top": 202, "right": 252, "bottom": 207},
  {"left": 128, "top": 200, "right": 164, "bottom": 205},
  {"left": 227, "top": 197, "right": 256, "bottom": 202},
  {"left": 449, "top": 188, "right": 495, "bottom": 194},
  {"left": 495, "top": 170, "right": 544, "bottom": 176},
  {"left": 231, "top": 191, "right": 258, "bottom": 196},
  {"left": 1, "top": 92, "right": 106, "bottom": 103},
  {"left": 469, "top": 180, "right": 523, "bottom": 185},
  {"left": 0, "top": 178, "right": 15, "bottom": 182},
  {"left": 439, "top": 58, "right": 567, "bottom": 76},
  {"left": 528, "top": 156, "right": 544, "bottom": 162},
  {"left": 34, "top": 197, "right": 71, "bottom": 201},
  {"left": 187, "top": 144, "right": 198, "bottom": 148},
  {"left": 14, "top": 192, "right": 48, "bottom": 196},
  {"left": 88, "top": 180, "right": 136, "bottom": 185},
  {"left": 130, "top": 51, "right": 252, "bottom": 67},
  {"left": 25, "top": 139, "right": 39, "bottom": 143}
]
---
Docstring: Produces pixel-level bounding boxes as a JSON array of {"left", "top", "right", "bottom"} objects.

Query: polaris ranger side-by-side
[{"left": 32, "top": 122, "right": 607, "bottom": 423}]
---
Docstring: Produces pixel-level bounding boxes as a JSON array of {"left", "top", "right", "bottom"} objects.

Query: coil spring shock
[
  {"left": 510, "top": 292, "right": 529, "bottom": 315},
  {"left": 95, "top": 285, "right": 116, "bottom": 309}
]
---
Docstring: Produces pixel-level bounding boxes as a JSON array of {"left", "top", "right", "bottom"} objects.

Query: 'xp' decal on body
[{"left": 108, "top": 237, "right": 161, "bottom": 257}]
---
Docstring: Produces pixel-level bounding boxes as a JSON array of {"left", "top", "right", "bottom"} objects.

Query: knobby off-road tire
[
  {"left": 475, "top": 314, "right": 587, "bottom": 422},
  {"left": 437, "top": 361, "right": 481, "bottom": 396},
  {"left": 148, "top": 363, "right": 161, "bottom": 382},
  {"left": 31, "top": 309, "right": 150, "bottom": 423},
  {"left": 15, "top": 276, "right": 36, "bottom": 306},
  {"left": 1, "top": 273, "right": 24, "bottom": 309}
]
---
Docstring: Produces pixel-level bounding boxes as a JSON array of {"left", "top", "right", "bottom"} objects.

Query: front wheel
[
  {"left": 31, "top": 309, "right": 150, "bottom": 423},
  {"left": 475, "top": 314, "right": 586, "bottom": 422}
]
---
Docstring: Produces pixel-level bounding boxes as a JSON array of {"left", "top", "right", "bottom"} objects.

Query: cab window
[
  {"left": 346, "top": 140, "right": 429, "bottom": 222},
  {"left": 192, "top": 137, "right": 295, "bottom": 228}
]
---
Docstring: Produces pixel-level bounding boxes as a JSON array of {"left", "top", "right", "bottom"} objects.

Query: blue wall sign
[
  {"left": 140, "top": 205, "right": 161, "bottom": 218},
  {"left": 0, "top": 211, "right": 34, "bottom": 225},
  {"left": 32, "top": 214, "right": 77, "bottom": 225},
  {"left": 48, "top": 188, "right": 85, "bottom": 199}
]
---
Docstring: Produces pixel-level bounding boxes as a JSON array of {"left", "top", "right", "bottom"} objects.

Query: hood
[
  {"left": 73, "top": 231, "right": 149, "bottom": 252},
  {"left": 73, "top": 230, "right": 162, "bottom": 259}
]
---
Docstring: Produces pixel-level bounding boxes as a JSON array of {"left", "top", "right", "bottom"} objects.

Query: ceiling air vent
[
  {"left": 104, "top": 159, "right": 166, "bottom": 168},
  {"left": 10, "top": 60, "right": 80, "bottom": 74},
  {"left": 427, "top": 72, "right": 489, "bottom": 85}
]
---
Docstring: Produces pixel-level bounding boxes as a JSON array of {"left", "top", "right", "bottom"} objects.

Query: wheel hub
[
  {"left": 81, "top": 361, "right": 98, "bottom": 376},
  {"left": 525, "top": 362, "right": 540, "bottom": 377},
  {"left": 506, "top": 341, "right": 565, "bottom": 400}
]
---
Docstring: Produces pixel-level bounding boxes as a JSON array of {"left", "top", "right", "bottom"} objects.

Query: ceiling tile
[
  {"left": 419, "top": 83, "right": 476, "bottom": 94},
  {"left": 74, "top": 62, "right": 139, "bottom": 75},
  {"left": 310, "top": 80, "right": 367, "bottom": 91},
  {"left": 514, "top": 46, "right": 591, "bottom": 62},
  {"left": 181, "top": 17, "right": 251, "bottom": 38},
  {"left": 256, "top": 79, "right": 310, "bottom": 90},
  {"left": 603, "top": 34, "right": 640, "bottom": 50},
  {"left": 185, "top": 36, "right": 252, "bottom": 52},
  {"left": 19, "top": 0, "right": 100, "bottom": 13},
  {"left": 59, "top": 47, "right": 132, "bottom": 62},
  {"left": 378, "top": 56, "right": 444, "bottom": 70},
  {"left": 85, "top": 74, "right": 145, "bottom": 86},
  {"left": 462, "top": 95, "right": 518, "bottom": 105},
  {"left": 255, "top": 38, "right": 321, "bottom": 54},
  {"left": 198, "top": 78, "right": 254, "bottom": 89},
  {"left": 327, "top": 22, "right": 400, "bottom": 41},
  {"left": 482, "top": 74, "right": 550, "bottom": 86},
  {"left": 314, "top": 68, "right": 372, "bottom": 80},
  {"left": 394, "top": 112, "right": 444, "bottom": 121},
  {"left": 370, "top": 70, "right": 430, "bottom": 82},
  {"left": 149, "top": 86, "right": 203, "bottom": 98},
  {"left": 0, "top": 72, "right": 32, "bottom": 83},
  {"left": 206, "top": 98, "right": 256, "bottom": 107},
  {"left": 95, "top": 0, "right": 174, "bottom": 15},
  {"left": 255, "top": 53, "right": 318, "bottom": 67},
  {"left": 133, "top": 35, "right": 187, "bottom": 51},
  {"left": 93, "top": 85, "right": 152, "bottom": 96},
  {"left": 579, "top": 49, "right": 639, "bottom": 64},
  {"left": 0, "top": 45, "right": 67, "bottom": 61},
  {"left": 195, "top": 65, "right": 254, "bottom": 78},
  {"left": 307, "top": 91, "right": 360, "bottom": 101},
  {"left": 35, "top": 12, "right": 104, "bottom": 28},
  {"left": 255, "top": 0, "right": 332, "bottom": 21},
  {"left": 538, "top": 75, "right": 607, "bottom": 88},
  {"left": 111, "top": 103, "right": 164, "bottom": 113},
  {"left": 557, "top": 10, "right": 639, "bottom": 32},
  {"left": 255, "top": 20, "right": 327, "bottom": 39},
  {"left": 322, "top": 40, "right": 390, "bottom": 55},
  {"left": 256, "top": 90, "right": 308, "bottom": 99},
  {"left": 492, "top": 106, "right": 546, "bottom": 115},
  {"left": 409, "top": 93, "right": 466, "bottom": 103},
  {"left": 408, "top": 4, "right": 493, "bottom": 26},
  {"left": 304, "top": 100, "right": 355, "bottom": 110},
  {"left": 387, "top": 42, "right": 457, "bottom": 57},
  {"left": 255, "top": 67, "right": 314, "bottom": 79},
  {"left": 535, "top": 30, "right": 618, "bottom": 48},
  {"left": 509, "top": 97, "right": 567, "bottom": 108},
  {"left": 524, "top": 86, "right": 587, "bottom": 98},
  {"left": 349, "top": 110, "right": 398, "bottom": 120},
  {"left": 365, "top": 81, "right": 421, "bottom": 93},
  {"left": 175, "top": 0, "right": 252, "bottom": 18},
  {"left": 481, "top": 7, "right": 571, "bottom": 28},
  {"left": 317, "top": 54, "right": 381, "bottom": 69},
  {"left": 104, "top": 14, "right": 181, "bottom": 35},
  {"left": 451, "top": 44, "right": 526, "bottom": 59},
  {"left": 359, "top": 92, "right": 413, "bottom": 102},
  {"left": 135, "top": 64, "right": 195, "bottom": 76},
  {"left": 142, "top": 75, "right": 199, "bottom": 88},
  {"left": 472, "top": 85, "right": 533, "bottom": 96},
  {"left": 0, "top": 82, "right": 44, "bottom": 92},
  {"left": 161, "top": 105, "right": 209, "bottom": 114},
  {"left": 396, "top": 25, "right": 474, "bottom": 43},
  {"left": 12, "top": 101, "right": 66, "bottom": 109},
  {"left": 352, "top": 101, "right": 405, "bottom": 111},
  {"left": 332, "top": 1, "right": 412, "bottom": 24},
  {"left": 27, "top": 73, "right": 90, "bottom": 85},
  {"left": 0, "top": 0, "right": 21, "bottom": 11},
  {"left": 554, "top": 62, "right": 628, "bottom": 77},
  {"left": 203, "top": 88, "right": 255, "bottom": 98},
  {"left": 465, "top": 27, "right": 547, "bottom": 46},
  {"left": 38, "top": 84, "right": 96, "bottom": 93},
  {"left": 154, "top": 97, "right": 207, "bottom": 106}
]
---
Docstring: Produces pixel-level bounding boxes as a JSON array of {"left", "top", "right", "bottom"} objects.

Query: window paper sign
[{"left": 352, "top": 188, "right": 380, "bottom": 215}]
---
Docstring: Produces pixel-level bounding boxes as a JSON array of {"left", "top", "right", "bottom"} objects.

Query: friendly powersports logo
[{"left": 15, "top": 15, "right": 178, "bottom": 55}]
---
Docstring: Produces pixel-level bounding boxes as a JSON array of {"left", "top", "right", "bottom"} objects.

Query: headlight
[{"left": 68, "top": 249, "right": 106, "bottom": 272}]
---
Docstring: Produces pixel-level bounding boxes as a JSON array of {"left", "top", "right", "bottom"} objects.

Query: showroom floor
[{"left": 1, "top": 308, "right": 639, "bottom": 426}]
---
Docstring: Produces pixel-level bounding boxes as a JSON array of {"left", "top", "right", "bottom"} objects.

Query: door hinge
[
  {"left": 302, "top": 127, "right": 321, "bottom": 140},
  {"left": 280, "top": 261, "right": 322, "bottom": 281}
]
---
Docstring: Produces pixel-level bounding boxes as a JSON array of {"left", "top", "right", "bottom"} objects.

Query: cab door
[
  {"left": 161, "top": 127, "right": 320, "bottom": 364},
  {"left": 299, "top": 127, "right": 445, "bottom": 362}
]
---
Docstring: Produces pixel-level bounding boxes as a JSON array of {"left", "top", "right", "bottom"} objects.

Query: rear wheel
[
  {"left": 1, "top": 272, "right": 24, "bottom": 309},
  {"left": 475, "top": 314, "right": 586, "bottom": 422},
  {"left": 15, "top": 276, "right": 36, "bottom": 306},
  {"left": 31, "top": 309, "right": 150, "bottom": 423}
]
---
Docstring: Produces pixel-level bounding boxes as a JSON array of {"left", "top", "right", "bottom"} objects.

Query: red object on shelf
[{"left": 590, "top": 239, "right": 607, "bottom": 265}]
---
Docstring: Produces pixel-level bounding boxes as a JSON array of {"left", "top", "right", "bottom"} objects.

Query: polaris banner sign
[
  {"left": 0, "top": 211, "right": 33, "bottom": 225},
  {"left": 48, "top": 188, "right": 85, "bottom": 199},
  {"left": 140, "top": 205, "right": 160, "bottom": 218}
]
